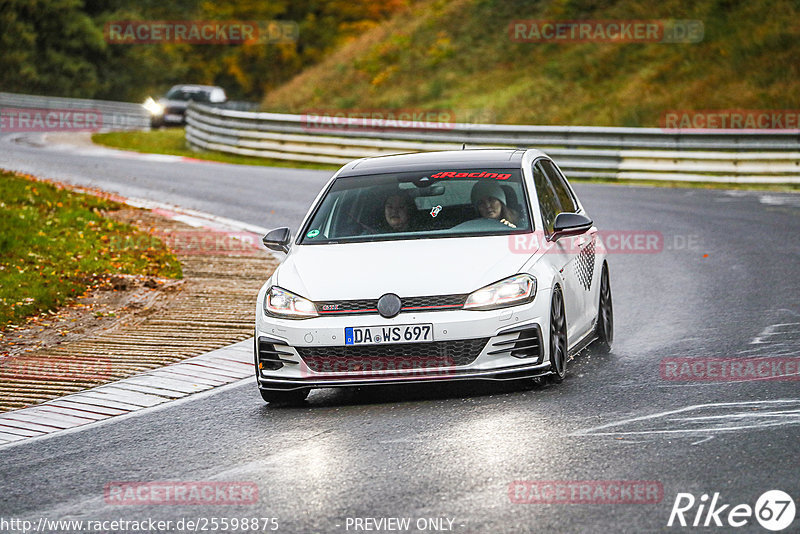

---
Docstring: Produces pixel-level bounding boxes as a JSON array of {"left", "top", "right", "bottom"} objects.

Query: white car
[{"left": 255, "top": 149, "right": 613, "bottom": 403}]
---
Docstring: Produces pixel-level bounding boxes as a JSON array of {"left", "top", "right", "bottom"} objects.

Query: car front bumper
[{"left": 255, "top": 292, "right": 553, "bottom": 391}]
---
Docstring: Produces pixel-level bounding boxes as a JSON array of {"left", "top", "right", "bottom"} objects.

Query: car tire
[
  {"left": 594, "top": 263, "right": 613, "bottom": 353},
  {"left": 548, "top": 285, "right": 568, "bottom": 383},
  {"left": 259, "top": 388, "right": 309, "bottom": 405}
]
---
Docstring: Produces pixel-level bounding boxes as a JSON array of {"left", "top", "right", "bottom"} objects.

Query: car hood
[{"left": 275, "top": 236, "right": 536, "bottom": 300}]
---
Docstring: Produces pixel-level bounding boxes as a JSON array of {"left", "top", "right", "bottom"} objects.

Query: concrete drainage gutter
[{"left": 0, "top": 339, "right": 253, "bottom": 447}]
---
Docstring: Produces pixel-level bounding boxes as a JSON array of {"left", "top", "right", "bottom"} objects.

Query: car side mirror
[
  {"left": 262, "top": 227, "right": 292, "bottom": 253},
  {"left": 551, "top": 213, "right": 593, "bottom": 241}
]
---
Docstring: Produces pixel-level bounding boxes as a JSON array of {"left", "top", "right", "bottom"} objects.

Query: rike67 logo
[{"left": 668, "top": 490, "right": 796, "bottom": 531}]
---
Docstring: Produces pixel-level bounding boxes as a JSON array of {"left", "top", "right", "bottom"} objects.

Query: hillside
[{"left": 261, "top": 0, "right": 800, "bottom": 126}]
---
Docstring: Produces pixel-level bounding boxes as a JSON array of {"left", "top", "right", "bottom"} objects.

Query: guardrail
[
  {"left": 0, "top": 92, "right": 150, "bottom": 131},
  {"left": 185, "top": 103, "right": 800, "bottom": 183}
]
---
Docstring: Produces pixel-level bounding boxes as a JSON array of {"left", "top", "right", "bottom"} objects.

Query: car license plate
[{"left": 345, "top": 324, "right": 433, "bottom": 346}]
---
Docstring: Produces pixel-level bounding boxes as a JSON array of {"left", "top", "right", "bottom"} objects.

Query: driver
[
  {"left": 382, "top": 191, "right": 416, "bottom": 232},
  {"left": 470, "top": 181, "right": 518, "bottom": 228}
]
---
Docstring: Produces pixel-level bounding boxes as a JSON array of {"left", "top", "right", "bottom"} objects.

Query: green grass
[
  {"left": 92, "top": 129, "right": 339, "bottom": 171},
  {"left": 261, "top": 0, "right": 800, "bottom": 127},
  {"left": 0, "top": 171, "right": 182, "bottom": 328}
]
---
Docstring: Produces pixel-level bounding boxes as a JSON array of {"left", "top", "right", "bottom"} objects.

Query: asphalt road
[{"left": 1, "top": 132, "right": 799, "bottom": 533}]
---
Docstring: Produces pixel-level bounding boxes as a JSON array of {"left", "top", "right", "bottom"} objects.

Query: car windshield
[
  {"left": 300, "top": 168, "right": 532, "bottom": 244},
  {"left": 165, "top": 88, "right": 212, "bottom": 102}
]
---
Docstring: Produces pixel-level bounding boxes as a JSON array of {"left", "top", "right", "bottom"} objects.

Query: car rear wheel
[
  {"left": 548, "top": 286, "right": 568, "bottom": 383},
  {"left": 259, "top": 388, "right": 309, "bottom": 405},
  {"left": 594, "top": 263, "right": 613, "bottom": 353}
]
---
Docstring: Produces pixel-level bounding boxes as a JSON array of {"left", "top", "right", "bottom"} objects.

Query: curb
[{"left": 0, "top": 339, "right": 254, "bottom": 447}]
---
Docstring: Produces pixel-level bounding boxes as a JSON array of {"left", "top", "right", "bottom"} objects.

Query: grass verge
[
  {"left": 92, "top": 129, "right": 339, "bottom": 171},
  {"left": 0, "top": 170, "right": 182, "bottom": 328}
]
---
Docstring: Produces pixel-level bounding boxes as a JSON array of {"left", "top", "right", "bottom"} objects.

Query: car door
[
  {"left": 540, "top": 159, "right": 598, "bottom": 338},
  {"left": 532, "top": 160, "right": 581, "bottom": 341}
]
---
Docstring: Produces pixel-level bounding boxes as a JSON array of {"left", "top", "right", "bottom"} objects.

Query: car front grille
[
  {"left": 316, "top": 294, "right": 467, "bottom": 316},
  {"left": 297, "top": 338, "right": 489, "bottom": 374}
]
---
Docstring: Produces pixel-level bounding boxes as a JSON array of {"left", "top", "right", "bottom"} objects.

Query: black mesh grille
[
  {"left": 402, "top": 294, "right": 466, "bottom": 310},
  {"left": 575, "top": 239, "right": 596, "bottom": 291},
  {"left": 298, "top": 338, "right": 489, "bottom": 373},
  {"left": 316, "top": 294, "right": 467, "bottom": 315}
]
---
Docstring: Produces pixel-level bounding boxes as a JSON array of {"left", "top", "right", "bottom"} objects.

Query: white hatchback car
[{"left": 255, "top": 149, "right": 612, "bottom": 403}]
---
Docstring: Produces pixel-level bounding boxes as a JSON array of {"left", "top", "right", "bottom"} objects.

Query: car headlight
[
  {"left": 143, "top": 97, "right": 164, "bottom": 116},
  {"left": 264, "top": 286, "right": 318, "bottom": 319},
  {"left": 464, "top": 274, "right": 536, "bottom": 310}
]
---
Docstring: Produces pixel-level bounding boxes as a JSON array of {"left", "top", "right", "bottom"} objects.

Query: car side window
[
  {"left": 533, "top": 162, "right": 560, "bottom": 235},
  {"left": 540, "top": 159, "right": 578, "bottom": 213}
]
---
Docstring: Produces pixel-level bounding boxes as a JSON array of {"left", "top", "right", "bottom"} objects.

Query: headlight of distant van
[
  {"left": 264, "top": 286, "right": 318, "bottom": 319},
  {"left": 464, "top": 274, "right": 536, "bottom": 310}
]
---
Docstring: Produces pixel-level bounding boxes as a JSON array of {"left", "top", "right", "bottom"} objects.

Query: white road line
[{"left": 572, "top": 399, "right": 800, "bottom": 437}]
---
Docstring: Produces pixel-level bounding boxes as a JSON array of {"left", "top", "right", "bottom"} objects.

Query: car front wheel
[{"left": 594, "top": 263, "right": 613, "bottom": 353}]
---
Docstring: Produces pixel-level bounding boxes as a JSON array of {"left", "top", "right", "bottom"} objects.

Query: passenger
[
  {"left": 382, "top": 191, "right": 416, "bottom": 232},
  {"left": 470, "top": 181, "right": 518, "bottom": 228}
]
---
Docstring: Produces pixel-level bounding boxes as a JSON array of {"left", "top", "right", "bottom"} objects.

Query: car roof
[{"left": 337, "top": 148, "right": 546, "bottom": 176}]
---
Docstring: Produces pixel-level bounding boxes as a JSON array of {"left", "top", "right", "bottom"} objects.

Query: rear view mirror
[
  {"left": 262, "top": 227, "right": 292, "bottom": 253},
  {"left": 415, "top": 185, "right": 446, "bottom": 197}
]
